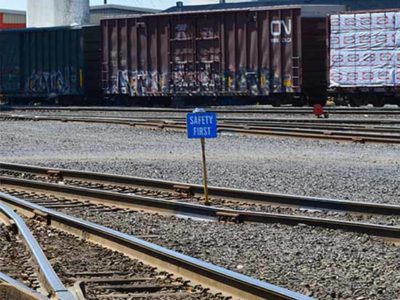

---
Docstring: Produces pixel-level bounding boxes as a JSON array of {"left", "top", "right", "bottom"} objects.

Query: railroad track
[
  {"left": 3, "top": 105, "right": 400, "bottom": 114},
  {"left": 0, "top": 272, "right": 48, "bottom": 300},
  {"left": 1, "top": 163, "right": 400, "bottom": 242},
  {"left": 0, "top": 192, "right": 311, "bottom": 300},
  {"left": 5, "top": 113, "right": 400, "bottom": 126},
  {"left": 0, "top": 200, "right": 74, "bottom": 299},
  {"left": 2, "top": 114, "right": 400, "bottom": 143}
]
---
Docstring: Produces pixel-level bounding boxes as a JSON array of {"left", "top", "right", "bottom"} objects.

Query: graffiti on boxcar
[
  {"left": 116, "top": 70, "right": 130, "bottom": 95},
  {"left": 272, "top": 72, "right": 283, "bottom": 93},
  {"left": 238, "top": 70, "right": 247, "bottom": 92},
  {"left": 283, "top": 75, "right": 293, "bottom": 92},
  {"left": 175, "top": 23, "right": 191, "bottom": 40},
  {"left": 25, "top": 70, "right": 70, "bottom": 95},
  {"left": 199, "top": 27, "right": 215, "bottom": 39},
  {"left": 259, "top": 70, "right": 271, "bottom": 95},
  {"left": 110, "top": 70, "right": 169, "bottom": 96},
  {"left": 197, "top": 62, "right": 222, "bottom": 93},
  {"left": 106, "top": 68, "right": 293, "bottom": 97}
]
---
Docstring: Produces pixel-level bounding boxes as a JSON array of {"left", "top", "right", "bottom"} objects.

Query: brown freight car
[{"left": 101, "top": 5, "right": 345, "bottom": 106}]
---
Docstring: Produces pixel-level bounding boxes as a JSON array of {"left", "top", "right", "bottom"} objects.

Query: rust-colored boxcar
[{"left": 101, "top": 5, "right": 345, "bottom": 105}]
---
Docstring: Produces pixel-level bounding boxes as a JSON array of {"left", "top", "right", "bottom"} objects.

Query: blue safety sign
[{"left": 186, "top": 112, "right": 218, "bottom": 139}]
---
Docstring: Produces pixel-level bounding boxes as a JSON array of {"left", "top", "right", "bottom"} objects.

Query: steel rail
[
  {"left": 0, "top": 201, "right": 75, "bottom": 300},
  {"left": 3, "top": 105, "right": 400, "bottom": 114},
  {"left": 0, "top": 192, "right": 313, "bottom": 300},
  {"left": 2, "top": 114, "right": 400, "bottom": 143},
  {"left": 1, "top": 162, "right": 399, "bottom": 217},
  {"left": 5, "top": 113, "right": 400, "bottom": 132},
  {"left": 1, "top": 176, "right": 400, "bottom": 241},
  {"left": 5, "top": 113, "right": 400, "bottom": 125},
  {"left": 0, "top": 272, "right": 49, "bottom": 300}
]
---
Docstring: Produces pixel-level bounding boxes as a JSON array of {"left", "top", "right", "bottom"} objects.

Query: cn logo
[{"left": 271, "top": 19, "right": 292, "bottom": 36}]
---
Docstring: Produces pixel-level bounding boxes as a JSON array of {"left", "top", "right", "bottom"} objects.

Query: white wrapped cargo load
[{"left": 329, "top": 11, "right": 400, "bottom": 87}]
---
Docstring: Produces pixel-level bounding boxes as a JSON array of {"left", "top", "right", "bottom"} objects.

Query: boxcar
[
  {"left": 0, "top": 25, "right": 101, "bottom": 105},
  {"left": 328, "top": 9, "right": 400, "bottom": 106},
  {"left": 101, "top": 5, "right": 345, "bottom": 106}
]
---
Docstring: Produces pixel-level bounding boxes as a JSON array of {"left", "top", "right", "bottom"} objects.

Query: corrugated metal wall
[{"left": 0, "top": 31, "right": 21, "bottom": 93}]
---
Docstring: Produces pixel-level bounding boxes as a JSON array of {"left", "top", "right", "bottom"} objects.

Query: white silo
[{"left": 27, "top": 0, "right": 90, "bottom": 28}]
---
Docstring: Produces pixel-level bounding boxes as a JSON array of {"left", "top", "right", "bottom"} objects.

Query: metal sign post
[
  {"left": 187, "top": 109, "right": 217, "bottom": 206},
  {"left": 200, "top": 137, "right": 209, "bottom": 205}
]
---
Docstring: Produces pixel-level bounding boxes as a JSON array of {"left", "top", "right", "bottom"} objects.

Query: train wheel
[
  {"left": 349, "top": 96, "right": 362, "bottom": 107},
  {"left": 371, "top": 95, "right": 385, "bottom": 107},
  {"left": 372, "top": 101, "right": 384, "bottom": 107},
  {"left": 270, "top": 97, "right": 281, "bottom": 107}
]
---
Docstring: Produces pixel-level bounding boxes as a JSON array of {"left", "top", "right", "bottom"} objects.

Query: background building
[
  {"left": 90, "top": 4, "right": 158, "bottom": 24},
  {"left": 0, "top": 4, "right": 159, "bottom": 29},
  {"left": 27, "top": 0, "right": 90, "bottom": 28},
  {"left": 0, "top": 9, "right": 25, "bottom": 29}
]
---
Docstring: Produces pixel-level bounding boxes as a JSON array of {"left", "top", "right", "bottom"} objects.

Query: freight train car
[
  {"left": 0, "top": 26, "right": 101, "bottom": 105},
  {"left": 101, "top": 5, "right": 345, "bottom": 106},
  {"left": 328, "top": 9, "right": 400, "bottom": 106}
]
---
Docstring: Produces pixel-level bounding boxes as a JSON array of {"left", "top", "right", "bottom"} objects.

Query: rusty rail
[
  {"left": 3, "top": 105, "right": 400, "bottom": 114},
  {"left": 0, "top": 202, "right": 75, "bottom": 300},
  {"left": 0, "top": 272, "right": 49, "bottom": 300},
  {"left": 1, "top": 162, "right": 399, "bottom": 216}
]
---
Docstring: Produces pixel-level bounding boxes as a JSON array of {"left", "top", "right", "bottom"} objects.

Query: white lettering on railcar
[
  {"left": 271, "top": 19, "right": 292, "bottom": 36},
  {"left": 270, "top": 19, "right": 292, "bottom": 44}
]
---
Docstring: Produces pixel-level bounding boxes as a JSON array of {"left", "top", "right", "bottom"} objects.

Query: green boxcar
[{"left": 0, "top": 25, "right": 101, "bottom": 104}]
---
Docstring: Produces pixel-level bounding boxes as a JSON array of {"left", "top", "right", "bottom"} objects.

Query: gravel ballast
[{"left": 0, "top": 120, "right": 399, "bottom": 205}]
